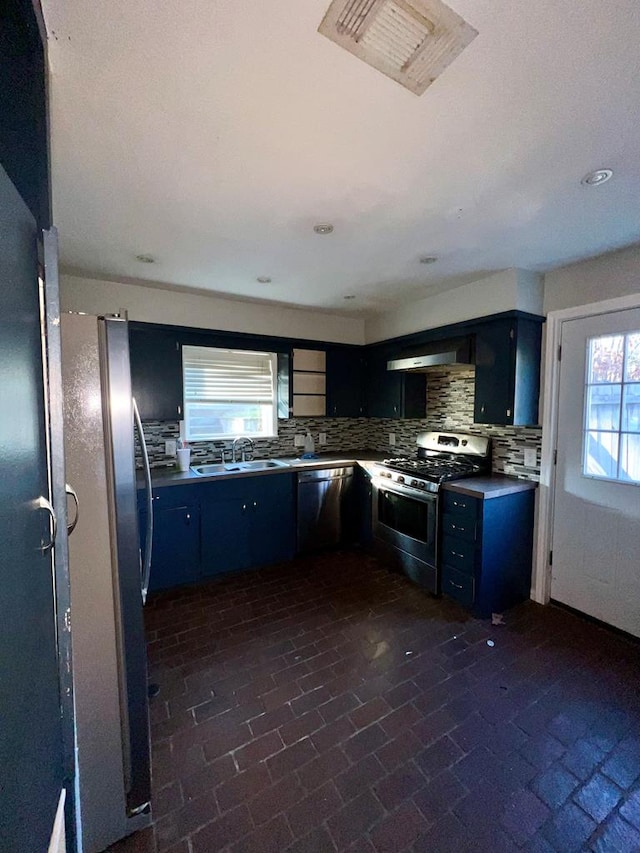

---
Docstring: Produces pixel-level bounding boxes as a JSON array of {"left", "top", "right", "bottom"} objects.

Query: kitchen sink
[
  {"left": 191, "top": 459, "right": 290, "bottom": 476},
  {"left": 190, "top": 463, "right": 229, "bottom": 475},
  {"left": 236, "top": 459, "right": 290, "bottom": 471}
]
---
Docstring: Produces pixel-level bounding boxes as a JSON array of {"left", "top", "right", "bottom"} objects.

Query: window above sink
[{"left": 182, "top": 345, "right": 279, "bottom": 441}]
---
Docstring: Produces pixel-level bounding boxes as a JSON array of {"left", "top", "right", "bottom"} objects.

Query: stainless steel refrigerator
[{"left": 61, "top": 313, "right": 154, "bottom": 852}]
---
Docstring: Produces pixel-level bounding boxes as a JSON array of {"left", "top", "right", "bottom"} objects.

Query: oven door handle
[{"left": 371, "top": 477, "right": 438, "bottom": 503}]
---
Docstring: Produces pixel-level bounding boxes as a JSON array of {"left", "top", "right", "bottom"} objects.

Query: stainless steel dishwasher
[{"left": 297, "top": 467, "right": 354, "bottom": 553}]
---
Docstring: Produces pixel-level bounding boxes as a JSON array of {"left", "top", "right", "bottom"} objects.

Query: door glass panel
[
  {"left": 586, "top": 385, "right": 620, "bottom": 430},
  {"left": 584, "top": 431, "right": 619, "bottom": 479},
  {"left": 620, "top": 434, "right": 640, "bottom": 482},
  {"left": 622, "top": 383, "right": 640, "bottom": 432},
  {"left": 624, "top": 333, "right": 640, "bottom": 381},
  {"left": 588, "top": 335, "right": 624, "bottom": 383},
  {"left": 583, "top": 332, "right": 640, "bottom": 482}
]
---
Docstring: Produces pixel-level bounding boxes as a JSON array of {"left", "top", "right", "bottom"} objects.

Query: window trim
[{"left": 182, "top": 345, "right": 279, "bottom": 441}]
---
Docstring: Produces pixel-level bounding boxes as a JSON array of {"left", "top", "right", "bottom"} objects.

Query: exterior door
[
  {"left": 0, "top": 164, "right": 64, "bottom": 849},
  {"left": 551, "top": 308, "right": 640, "bottom": 636}
]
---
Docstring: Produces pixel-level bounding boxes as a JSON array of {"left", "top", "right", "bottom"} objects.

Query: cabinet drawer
[
  {"left": 442, "top": 512, "right": 477, "bottom": 543},
  {"left": 442, "top": 565, "right": 475, "bottom": 607},
  {"left": 441, "top": 535, "right": 476, "bottom": 575},
  {"left": 441, "top": 491, "right": 478, "bottom": 525}
]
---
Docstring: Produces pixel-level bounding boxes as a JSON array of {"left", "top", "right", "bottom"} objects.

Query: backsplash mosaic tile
[{"left": 138, "top": 367, "right": 541, "bottom": 481}]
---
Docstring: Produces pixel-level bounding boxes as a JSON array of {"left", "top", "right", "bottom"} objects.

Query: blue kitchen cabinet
[
  {"left": 200, "top": 473, "right": 295, "bottom": 577},
  {"left": 147, "top": 504, "right": 200, "bottom": 592},
  {"left": 440, "top": 487, "right": 535, "bottom": 617},
  {"left": 474, "top": 317, "right": 542, "bottom": 426},
  {"left": 138, "top": 486, "right": 201, "bottom": 591},
  {"left": 326, "top": 347, "right": 366, "bottom": 417},
  {"left": 365, "top": 345, "right": 426, "bottom": 419},
  {"left": 129, "top": 325, "right": 183, "bottom": 421}
]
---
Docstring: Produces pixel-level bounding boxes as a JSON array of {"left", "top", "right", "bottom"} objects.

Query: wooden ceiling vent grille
[{"left": 318, "top": 0, "right": 478, "bottom": 95}]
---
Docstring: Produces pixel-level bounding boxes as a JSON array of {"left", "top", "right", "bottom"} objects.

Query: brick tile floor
[{"left": 107, "top": 549, "right": 640, "bottom": 853}]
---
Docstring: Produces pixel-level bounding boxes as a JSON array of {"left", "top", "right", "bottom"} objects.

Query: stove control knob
[
  {"left": 397, "top": 476, "right": 405, "bottom": 484},
  {"left": 410, "top": 479, "right": 418, "bottom": 487},
  {"left": 419, "top": 482, "right": 426, "bottom": 489}
]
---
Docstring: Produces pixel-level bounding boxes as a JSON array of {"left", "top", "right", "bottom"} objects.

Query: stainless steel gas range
[{"left": 369, "top": 431, "right": 491, "bottom": 593}]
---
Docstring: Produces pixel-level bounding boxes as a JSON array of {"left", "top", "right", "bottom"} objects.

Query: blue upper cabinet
[
  {"left": 326, "top": 347, "right": 366, "bottom": 418},
  {"left": 129, "top": 326, "right": 182, "bottom": 421},
  {"left": 474, "top": 316, "right": 542, "bottom": 426},
  {"left": 365, "top": 345, "right": 426, "bottom": 419}
]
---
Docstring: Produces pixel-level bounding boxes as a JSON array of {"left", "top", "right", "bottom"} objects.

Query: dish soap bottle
[{"left": 303, "top": 430, "right": 315, "bottom": 456}]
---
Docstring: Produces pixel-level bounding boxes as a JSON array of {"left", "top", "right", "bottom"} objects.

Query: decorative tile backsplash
[{"left": 138, "top": 366, "right": 541, "bottom": 481}]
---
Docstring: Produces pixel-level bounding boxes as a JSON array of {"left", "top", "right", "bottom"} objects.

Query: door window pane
[
  {"left": 588, "top": 335, "right": 624, "bottom": 383},
  {"left": 625, "top": 333, "right": 640, "bottom": 381},
  {"left": 620, "top": 434, "right": 640, "bottom": 482},
  {"left": 583, "top": 331, "right": 640, "bottom": 483},
  {"left": 584, "top": 431, "right": 619, "bottom": 479},
  {"left": 586, "top": 384, "right": 621, "bottom": 431},
  {"left": 622, "top": 383, "right": 640, "bottom": 432}
]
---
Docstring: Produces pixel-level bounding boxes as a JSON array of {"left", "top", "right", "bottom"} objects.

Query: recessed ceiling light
[
  {"left": 314, "top": 223, "right": 334, "bottom": 235},
  {"left": 581, "top": 169, "right": 613, "bottom": 187},
  {"left": 135, "top": 254, "right": 155, "bottom": 263},
  {"left": 419, "top": 256, "right": 438, "bottom": 264},
  {"left": 344, "top": 294, "right": 356, "bottom": 300},
  {"left": 256, "top": 276, "right": 272, "bottom": 284}
]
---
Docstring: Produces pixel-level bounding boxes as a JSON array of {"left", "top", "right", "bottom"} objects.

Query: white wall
[
  {"left": 543, "top": 244, "right": 640, "bottom": 314},
  {"left": 365, "top": 269, "right": 544, "bottom": 343},
  {"left": 60, "top": 273, "right": 366, "bottom": 345}
]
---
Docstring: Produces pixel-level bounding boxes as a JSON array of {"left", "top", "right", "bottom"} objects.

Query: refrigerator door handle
[
  {"left": 133, "top": 398, "right": 153, "bottom": 604},
  {"left": 65, "top": 483, "right": 79, "bottom": 535}
]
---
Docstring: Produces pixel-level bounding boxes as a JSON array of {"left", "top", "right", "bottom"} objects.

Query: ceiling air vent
[{"left": 318, "top": 0, "right": 478, "bottom": 95}]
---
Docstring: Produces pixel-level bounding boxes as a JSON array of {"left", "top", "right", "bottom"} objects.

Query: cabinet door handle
[
  {"left": 66, "top": 483, "right": 80, "bottom": 535},
  {"left": 452, "top": 500, "right": 466, "bottom": 508},
  {"left": 451, "top": 523, "right": 465, "bottom": 532},
  {"left": 480, "top": 404, "right": 485, "bottom": 414},
  {"left": 451, "top": 550, "right": 464, "bottom": 559},
  {"left": 186, "top": 513, "right": 191, "bottom": 523},
  {"left": 253, "top": 501, "right": 258, "bottom": 510},
  {"left": 36, "top": 495, "right": 57, "bottom": 553},
  {"left": 449, "top": 579, "right": 464, "bottom": 590},
  {"left": 242, "top": 504, "right": 247, "bottom": 512}
]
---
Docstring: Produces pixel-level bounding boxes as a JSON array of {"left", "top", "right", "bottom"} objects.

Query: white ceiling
[{"left": 43, "top": 0, "right": 640, "bottom": 316}]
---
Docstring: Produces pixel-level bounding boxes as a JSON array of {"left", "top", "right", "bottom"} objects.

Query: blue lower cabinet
[
  {"left": 200, "top": 473, "right": 295, "bottom": 578},
  {"left": 145, "top": 504, "right": 200, "bottom": 592},
  {"left": 440, "top": 488, "right": 534, "bottom": 617},
  {"left": 200, "top": 497, "right": 252, "bottom": 577}
]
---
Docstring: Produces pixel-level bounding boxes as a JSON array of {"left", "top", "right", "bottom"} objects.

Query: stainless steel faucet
[{"left": 232, "top": 437, "right": 254, "bottom": 462}]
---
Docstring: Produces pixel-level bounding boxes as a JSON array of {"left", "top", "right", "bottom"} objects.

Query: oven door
[{"left": 372, "top": 477, "right": 438, "bottom": 581}]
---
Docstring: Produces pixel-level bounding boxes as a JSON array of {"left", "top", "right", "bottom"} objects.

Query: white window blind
[{"left": 182, "top": 345, "right": 278, "bottom": 440}]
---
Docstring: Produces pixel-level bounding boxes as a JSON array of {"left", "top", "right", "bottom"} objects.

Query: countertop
[
  {"left": 139, "top": 454, "right": 539, "bottom": 495},
  {"left": 139, "top": 451, "right": 388, "bottom": 488},
  {"left": 442, "top": 475, "right": 538, "bottom": 500}
]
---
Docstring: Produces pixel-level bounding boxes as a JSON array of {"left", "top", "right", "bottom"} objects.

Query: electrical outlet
[
  {"left": 318, "top": 432, "right": 327, "bottom": 446},
  {"left": 524, "top": 447, "right": 537, "bottom": 468},
  {"left": 165, "top": 439, "right": 177, "bottom": 457},
  {"left": 294, "top": 434, "right": 305, "bottom": 447},
  {"left": 389, "top": 433, "right": 396, "bottom": 446}
]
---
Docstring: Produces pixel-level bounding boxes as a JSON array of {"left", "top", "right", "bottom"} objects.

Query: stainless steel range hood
[{"left": 387, "top": 337, "right": 473, "bottom": 372}]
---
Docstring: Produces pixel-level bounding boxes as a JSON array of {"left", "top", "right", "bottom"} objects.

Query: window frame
[{"left": 182, "top": 345, "right": 279, "bottom": 442}]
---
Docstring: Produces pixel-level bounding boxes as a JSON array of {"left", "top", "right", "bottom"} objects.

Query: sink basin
[
  {"left": 237, "top": 459, "right": 290, "bottom": 471},
  {"left": 190, "top": 459, "right": 290, "bottom": 476},
  {"left": 190, "top": 463, "right": 229, "bottom": 475}
]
